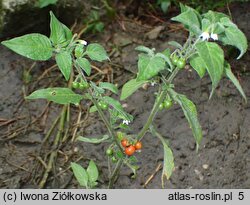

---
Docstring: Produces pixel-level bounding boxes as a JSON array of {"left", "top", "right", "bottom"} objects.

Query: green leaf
[
  {"left": 49, "top": 11, "right": 67, "bottom": 45},
  {"left": 25, "top": 87, "right": 83, "bottom": 105},
  {"left": 201, "top": 18, "right": 210, "bottom": 32},
  {"left": 224, "top": 62, "right": 247, "bottom": 102},
  {"left": 90, "top": 81, "right": 105, "bottom": 94},
  {"left": 1, "top": 34, "right": 52, "bottom": 61},
  {"left": 120, "top": 79, "right": 147, "bottom": 100},
  {"left": 195, "top": 42, "right": 224, "bottom": 96},
  {"left": 55, "top": 51, "right": 72, "bottom": 80},
  {"left": 99, "top": 82, "right": 118, "bottom": 94},
  {"left": 155, "top": 53, "right": 173, "bottom": 70},
  {"left": 150, "top": 126, "right": 174, "bottom": 183},
  {"left": 87, "top": 160, "right": 99, "bottom": 184},
  {"left": 168, "top": 41, "right": 182, "bottom": 49},
  {"left": 189, "top": 55, "right": 206, "bottom": 78},
  {"left": 77, "top": 135, "right": 110, "bottom": 144},
  {"left": 75, "top": 44, "right": 84, "bottom": 58},
  {"left": 71, "top": 162, "right": 88, "bottom": 188},
  {"left": 203, "top": 10, "right": 228, "bottom": 24},
  {"left": 169, "top": 89, "right": 202, "bottom": 150},
  {"left": 220, "top": 17, "right": 237, "bottom": 28},
  {"left": 160, "top": 0, "right": 171, "bottom": 14},
  {"left": 38, "top": 0, "right": 57, "bottom": 8},
  {"left": 171, "top": 7, "right": 201, "bottom": 35},
  {"left": 89, "top": 106, "right": 98, "bottom": 113},
  {"left": 86, "top": 43, "right": 109, "bottom": 62},
  {"left": 62, "top": 24, "right": 73, "bottom": 43},
  {"left": 137, "top": 54, "right": 165, "bottom": 81},
  {"left": 103, "top": 96, "right": 133, "bottom": 122},
  {"left": 76, "top": 57, "right": 91, "bottom": 76},
  {"left": 135, "top": 45, "right": 154, "bottom": 56},
  {"left": 162, "top": 141, "right": 174, "bottom": 181},
  {"left": 221, "top": 26, "right": 248, "bottom": 59}
]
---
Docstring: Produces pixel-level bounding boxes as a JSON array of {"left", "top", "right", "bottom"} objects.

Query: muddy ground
[{"left": 0, "top": 2, "right": 250, "bottom": 188}]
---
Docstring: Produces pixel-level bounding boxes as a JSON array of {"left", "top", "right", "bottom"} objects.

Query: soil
[{"left": 0, "top": 2, "right": 250, "bottom": 189}]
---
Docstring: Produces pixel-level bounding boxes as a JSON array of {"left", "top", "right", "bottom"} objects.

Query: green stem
[
  {"left": 91, "top": 95, "right": 124, "bottom": 152},
  {"left": 137, "top": 68, "right": 179, "bottom": 141},
  {"left": 137, "top": 90, "right": 165, "bottom": 141},
  {"left": 108, "top": 158, "right": 123, "bottom": 188}
]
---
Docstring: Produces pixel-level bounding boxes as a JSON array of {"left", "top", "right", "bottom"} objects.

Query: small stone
[
  {"left": 73, "top": 147, "right": 78, "bottom": 153},
  {"left": 202, "top": 164, "right": 209, "bottom": 170}
]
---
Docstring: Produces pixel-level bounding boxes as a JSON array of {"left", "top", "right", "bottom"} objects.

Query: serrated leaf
[
  {"left": 171, "top": 7, "right": 201, "bottom": 35},
  {"left": 221, "top": 26, "right": 248, "bottom": 59},
  {"left": 169, "top": 89, "right": 202, "bottom": 150},
  {"left": 224, "top": 62, "right": 247, "bottom": 102},
  {"left": 86, "top": 43, "right": 109, "bottom": 62},
  {"left": 99, "top": 82, "right": 118, "bottom": 94},
  {"left": 189, "top": 55, "right": 206, "bottom": 78},
  {"left": 78, "top": 135, "right": 110, "bottom": 144},
  {"left": 120, "top": 79, "right": 147, "bottom": 100},
  {"left": 55, "top": 51, "right": 72, "bottom": 80},
  {"left": 71, "top": 162, "right": 88, "bottom": 188},
  {"left": 135, "top": 45, "right": 154, "bottom": 56},
  {"left": 25, "top": 88, "right": 83, "bottom": 105},
  {"left": 103, "top": 96, "right": 133, "bottom": 122},
  {"left": 137, "top": 54, "right": 165, "bottom": 81},
  {"left": 195, "top": 42, "right": 224, "bottom": 96},
  {"left": 1, "top": 34, "right": 52, "bottom": 61},
  {"left": 76, "top": 57, "right": 91, "bottom": 76},
  {"left": 87, "top": 160, "right": 99, "bottom": 184},
  {"left": 49, "top": 11, "right": 67, "bottom": 45}
]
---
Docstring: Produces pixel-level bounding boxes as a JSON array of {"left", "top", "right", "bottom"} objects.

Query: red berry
[
  {"left": 125, "top": 145, "right": 135, "bottom": 156},
  {"left": 121, "top": 139, "right": 128, "bottom": 148},
  {"left": 135, "top": 141, "right": 142, "bottom": 150}
]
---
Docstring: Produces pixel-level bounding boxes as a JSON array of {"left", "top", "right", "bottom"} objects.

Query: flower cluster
[{"left": 200, "top": 32, "right": 218, "bottom": 41}]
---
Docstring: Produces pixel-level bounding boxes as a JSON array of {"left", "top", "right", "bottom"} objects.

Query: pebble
[{"left": 202, "top": 164, "right": 209, "bottom": 170}]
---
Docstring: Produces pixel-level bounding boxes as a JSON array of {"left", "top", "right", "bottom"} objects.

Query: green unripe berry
[
  {"left": 176, "top": 58, "right": 186, "bottom": 69},
  {"left": 111, "top": 156, "right": 118, "bottom": 163},
  {"left": 72, "top": 81, "right": 79, "bottom": 89},
  {"left": 163, "top": 99, "right": 173, "bottom": 109},
  {"left": 79, "top": 82, "right": 89, "bottom": 90},
  {"left": 159, "top": 103, "right": 164, "bottom": 110},
  {"left": 106, "top": 148, "right": 113, "bottom": 156}
]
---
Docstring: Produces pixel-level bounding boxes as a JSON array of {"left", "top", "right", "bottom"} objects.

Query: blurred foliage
[
  {"left": 179, "top": 0, "right": 250, "bottom": 12},
  {"left": 37, "top": 0, "right": 58, "bottom": 8},
  {"left": 83, "top": 10, "right": 105, "bottom": 34}
]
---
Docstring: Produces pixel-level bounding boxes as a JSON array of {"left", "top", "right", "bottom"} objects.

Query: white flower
[
  {"left": 151, "top": 82, "right": 157, "bottom": 86},
  {"left": 122, "top": 120, "right": 130, "bottom": 125},
  {"left": 200, "top": 32, "right": 210, "bottom": 41},
  {"left": 210, "top": 33, "right": 218, "bottom": 41},
  {"left": 79, "top": 40, "right": 88, "bottom": 46}
]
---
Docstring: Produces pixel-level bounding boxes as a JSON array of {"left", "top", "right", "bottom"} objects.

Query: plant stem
[
  {"left": 91, "top": 95, "right": 124, "bottom": 152},
  {"left": 75, "top": 63, "right": 123, "bottom": 152},
  {"left": 39, "top": 105, "right": 67, "bottom": 188},
  {"left": 108, "top": 158, "right": 123, "bottom": 188},
  {"left": 137, "top": 90, "right": 165, "bottom": 141},
  {"left": 137, "top": 68, "right": 179, "bottom": 141}
]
